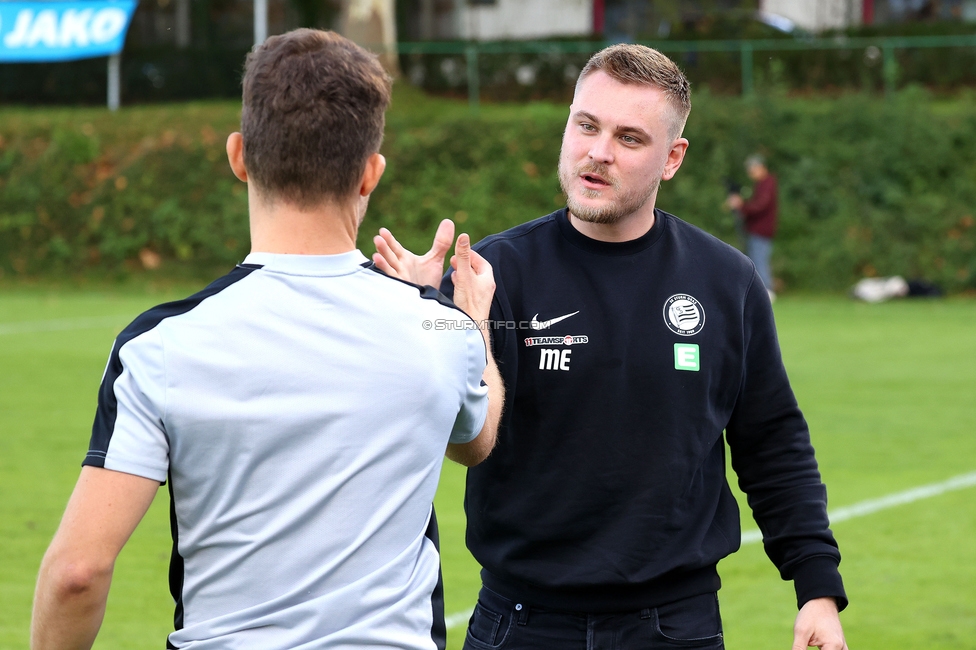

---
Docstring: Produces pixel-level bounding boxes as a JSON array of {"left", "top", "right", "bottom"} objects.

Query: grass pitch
[{"left": 1, "top": 289, "right": 974, "bottom": 649}]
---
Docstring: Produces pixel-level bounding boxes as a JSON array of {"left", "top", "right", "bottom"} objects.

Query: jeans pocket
[
  {"left": 653, "top": 593, "right": 724, "bottom": 648},
  {"left": 465, "top": 602, "right": 506, "bottom": 649}
]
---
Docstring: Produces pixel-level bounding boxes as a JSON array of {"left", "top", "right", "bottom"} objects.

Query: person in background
[{"left": 728, "top": 154, "right": 778, "bottom": 302}]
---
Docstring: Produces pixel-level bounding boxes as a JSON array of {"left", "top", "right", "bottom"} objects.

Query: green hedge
[
  {"left": 0, "top": 104, "right": 248, "bottom": 279},
  {"left": 1, "top": 87, "right": 975, "bottom": 292}
]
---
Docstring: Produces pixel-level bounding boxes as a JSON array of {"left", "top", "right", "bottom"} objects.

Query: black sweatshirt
[{"left": 440, "top": 208, "right": 846, "bottom": 613}]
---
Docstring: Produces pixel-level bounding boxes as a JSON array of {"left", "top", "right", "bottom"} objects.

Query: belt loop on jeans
[
  {"left": 639, "top": 608, "right": 652, "bottom": 620},
  {"left": 515, "top": 602, "right": 528, "bottom": 625}
]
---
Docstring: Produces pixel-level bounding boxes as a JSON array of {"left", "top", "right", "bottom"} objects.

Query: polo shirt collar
[{"left": 243, "top": 250, "right": 370, "bottom": 276}]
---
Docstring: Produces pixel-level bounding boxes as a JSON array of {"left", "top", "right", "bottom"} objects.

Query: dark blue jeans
[
  {"left": 746, "top": 233, "right": 774, "bottom": 291},
  {"left": 462, "top": 586, "right": 724, "bottom": 650}
]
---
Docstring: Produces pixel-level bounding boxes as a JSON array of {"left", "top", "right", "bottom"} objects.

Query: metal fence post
[
  {"left": 254, "top": 0, "right": 268, "bottom": 46},
  {"left": 740, "top": 42, "right": 754, "bottom": 96},
  {"left": 107, "top": 54, "right": 121, "bottom": 112},
  {"left": 882, "top": 41, "right": 897, "bottom": 96},
  {"left": 466, "top": 44, "right": 480, "bottom": 114}
]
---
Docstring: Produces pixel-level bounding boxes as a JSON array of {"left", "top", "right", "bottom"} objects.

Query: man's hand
[
  {"left": 376, "top": 224, "right": 500, "bottom": 467},
  {"left": 792, "top": 597, "right": 848, "bottom": 650},
  {"left": 372, "top": 219, "right": 455, "bottom": 287},
  {"left": 726, "top": 193, "right": 744, "bottom": 210},
  {"left": 449, "top": 233, "right": 495, "bottom": 325}
]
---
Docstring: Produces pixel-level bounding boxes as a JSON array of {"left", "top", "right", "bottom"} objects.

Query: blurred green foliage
[
  {"left": 675, "top": 86, "right": 976, "bottom": 292},
  {"left": 0, "top": 103, "right": 247, "bottom": 279},
  {"left": 1, "top": 87, "right": 974, "bottom": 291}
]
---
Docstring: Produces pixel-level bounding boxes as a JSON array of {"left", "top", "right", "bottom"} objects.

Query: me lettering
[{"left": 539, "top": 348, "right": 571, "bottom": 371}]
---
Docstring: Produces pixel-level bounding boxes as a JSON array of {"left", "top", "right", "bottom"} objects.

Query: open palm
[{"left": 372, "top": 219, "right": 455, "bottom": 288}]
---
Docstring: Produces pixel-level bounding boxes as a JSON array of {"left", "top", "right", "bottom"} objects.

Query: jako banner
[{"left": 0, "top": 1, "right": 138, "bottom": 62}]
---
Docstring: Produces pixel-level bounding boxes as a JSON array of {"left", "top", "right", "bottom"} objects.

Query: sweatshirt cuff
[{"left": 791, "top": 556, "right": 848, "bottom": 612}]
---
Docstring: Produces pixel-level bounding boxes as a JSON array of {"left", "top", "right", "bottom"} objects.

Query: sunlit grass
[{"left": 1, "top": 291, "right": 973, "bottom": 649}]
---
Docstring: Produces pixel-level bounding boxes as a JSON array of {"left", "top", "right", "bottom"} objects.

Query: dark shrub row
[{"left": 1, "top": 88, "right": 974, "bottom": 291}]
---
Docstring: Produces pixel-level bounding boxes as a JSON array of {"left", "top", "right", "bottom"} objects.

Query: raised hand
[
  {"left": 372, "top": 219, "right": 455, "bottom": 287},
  {"left": 792, "top": 598, "right": 848, "bottom": 650},
  {"left": 449, "top": 234, "right": 495, "bottom": 325}
]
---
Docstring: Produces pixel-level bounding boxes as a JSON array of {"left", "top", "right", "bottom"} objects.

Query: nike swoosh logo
[{"left": 530, "top": 311, "right": 580, "bottom": 330}]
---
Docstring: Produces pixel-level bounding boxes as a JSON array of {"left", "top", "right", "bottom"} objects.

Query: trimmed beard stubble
[{"left": 558, "top": 158, "right": 659, "bottom": 225}]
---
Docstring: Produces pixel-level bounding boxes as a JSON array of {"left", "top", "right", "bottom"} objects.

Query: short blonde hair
[{"left": 577, "top": 44, "right": 691, "bottom": 140}]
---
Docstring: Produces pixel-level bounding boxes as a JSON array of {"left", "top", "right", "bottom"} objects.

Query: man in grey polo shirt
[{"left": 31, "top": 29, "right": 502, "bottom": 650}]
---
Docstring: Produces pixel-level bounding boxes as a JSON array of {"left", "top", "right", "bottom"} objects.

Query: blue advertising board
[{"left": 0, "top": 1, "right": 138, "bottom": 62}]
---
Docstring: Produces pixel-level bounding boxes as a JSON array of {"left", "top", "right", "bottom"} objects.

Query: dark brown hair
[
  {"left": 241, "top": 29, "right": 392, "bottom": 207},
  {"left": 578, "top": 44, "right": 691, "bottom": 139}
]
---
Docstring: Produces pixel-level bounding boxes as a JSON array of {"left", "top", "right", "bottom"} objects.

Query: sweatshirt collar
[{"left": 554, "top": 207, "right": 667, "bottom": 256}]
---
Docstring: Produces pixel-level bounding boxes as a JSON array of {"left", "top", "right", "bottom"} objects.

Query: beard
[{"left": 557, "top": 154, "right": 659, "bottom": 225}]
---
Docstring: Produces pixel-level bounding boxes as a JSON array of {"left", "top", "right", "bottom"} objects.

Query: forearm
[
  {"left": 730, "top": 396, "right": 841, "bottom": 553},
  {"left": 31, "top": 467, "right": 159, "bottom": 650},
  {"left": 31, "top": 552, "right": 113, "bottom": 650},
  {"left": 447, "top": 330, "right": 504, "bottom": 466},
  {"left": 730, "top": 407, "right": 846, "bottom": 611},
  {"left": 479, "top": 339, "right": 504, "bottom": 449},
  {"left": 728, "top": 277, "right": 845, "bottom": 608}
]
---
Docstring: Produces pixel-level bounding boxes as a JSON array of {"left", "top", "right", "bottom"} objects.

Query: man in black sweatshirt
[{"left": 373, "top": 44, "right": 848, "bottom": 650}]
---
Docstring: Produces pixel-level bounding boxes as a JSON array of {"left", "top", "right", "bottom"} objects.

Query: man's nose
[{"left": 588, "top": 135, "right": 614, "bottom": 164}]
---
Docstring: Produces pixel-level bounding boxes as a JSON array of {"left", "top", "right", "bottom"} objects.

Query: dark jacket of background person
[{"left": 741, "top": 174, "right": 778, "bottom": 238}]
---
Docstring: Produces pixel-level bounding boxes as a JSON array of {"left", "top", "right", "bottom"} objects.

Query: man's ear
[
  {"left": 662, "top": 138, "right": 689, "bottom": 181},
  {"left": 359, "top": 153, "right": 387, "bottom": 197},
  {"left": 226, "top": 132, "right": 248, "bottom": 182}
]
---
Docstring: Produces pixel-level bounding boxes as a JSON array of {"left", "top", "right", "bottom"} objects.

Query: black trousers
[{"left": 462, "top": 586, "right": 724, "bottom": 650}]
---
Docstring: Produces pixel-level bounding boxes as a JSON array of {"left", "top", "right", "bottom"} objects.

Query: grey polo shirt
[{"left": 84, "top": 250, "right": 488, "bottom": 649}]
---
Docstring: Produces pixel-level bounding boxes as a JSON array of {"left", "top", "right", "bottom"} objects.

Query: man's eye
[
  {"left": 621, "top": 135, "right": 638, "bottom": 144},
  {"left": 581, "top": 123, "right": 596, "bottom": 132}
]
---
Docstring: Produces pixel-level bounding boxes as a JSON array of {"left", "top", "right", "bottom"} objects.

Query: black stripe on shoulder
[
  {"left": 362, "top": 261, "right": 471, "bottom": 317},
  {"left": 83, "top": 264, "right": 262, "bottom": 468}
]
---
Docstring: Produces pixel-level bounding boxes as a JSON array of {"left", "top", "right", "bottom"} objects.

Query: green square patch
[{"left": 674, "top": 343, "right": 700, "bottom": 371}]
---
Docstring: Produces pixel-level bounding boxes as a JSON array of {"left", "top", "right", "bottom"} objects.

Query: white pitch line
[
  {"left": 0, "top": 315, "right": 129, "bottom": 336},
  {"left": 742, "top": 469, "right": 976, "bottom": 546},
  {"left": 446, "top": 470, "right": 976, "bottom": 628},
  {"left": 444, "top": 609, "right": 474, "bottom": 630}
]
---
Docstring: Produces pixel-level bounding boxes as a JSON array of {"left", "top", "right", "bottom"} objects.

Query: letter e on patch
[{"left": 674, "top": 344, "right": 700, "bottom": 372}]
